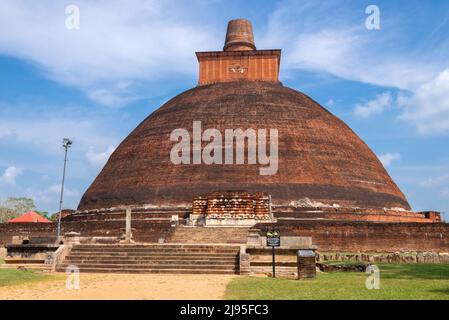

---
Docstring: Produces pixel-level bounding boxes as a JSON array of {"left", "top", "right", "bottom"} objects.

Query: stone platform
[{"left": 167, "top": 226, "right": 250, "bottom": 244}]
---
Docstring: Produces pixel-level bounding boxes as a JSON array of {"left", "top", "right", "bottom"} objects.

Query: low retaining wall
[
  {"left": 2, "top": 219, "right": 449, "bottom": 253},
  {"left": 273, "top": 206, "right": 441, "bottom": 223},
  {"left": 0, "top": 220, "right": 174, "bottom": 246},
  {"left": 246, "top": 247, "right": 299, "bottom": 277},
  {"left": 254, "top": 220, "right": 449, "bottom": 252},
  {"left": 0, "top": 223, "right": 56, "bottom": 246},
  {"left": 317, "top": 252, "right": 449, "bottom": 264}
]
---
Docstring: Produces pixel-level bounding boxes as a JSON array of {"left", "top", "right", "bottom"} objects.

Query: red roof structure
[{"left": 8, "top": 211, "right": 51, "bottom": 223}]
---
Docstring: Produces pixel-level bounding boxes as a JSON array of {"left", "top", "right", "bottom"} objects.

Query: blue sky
[{"left": 0, "top": 0, "right": 448, "bottom": 218}]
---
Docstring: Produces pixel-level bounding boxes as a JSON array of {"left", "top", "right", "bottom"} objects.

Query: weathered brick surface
[
  {"left": 196, "top": 19, "right": 280, "bottom": 85},
  {"left": 297, "top": 256, "right": 316, "bottom": 279},
  {"left": 78, "top": 81, "right": 410, "bottom": 211},
  {"left": 196, "top": 50, "right": 281, "bottom": 85},
  {"left": 223, "top": 19, "right": 256, "bottom": 52},
  {"left": 0, "top": 220, "right": 173, "bottom": 246},
  {"left": 3, "top": 219, "right": 448, "bottom": 252},
  {"left": 192, "top": 191, "right": 270, "bottom": 218},
  {"left": 65, "top": 207, "right": 189, "bottom": 222},
  {"left": 0, "top": 223, "right": 56, "bottom": 246},
  {"left": 77, "top": 18, "right": 411, "bottom": 214},
  {"left": 254, "top": 220, "right": 449, "bottom": 252},
  {"left": 274, "top": 207, "right": 441, "bottom": 223}
]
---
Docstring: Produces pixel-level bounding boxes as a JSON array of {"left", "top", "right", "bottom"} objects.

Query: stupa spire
[
  {"left": 223, "top": 19, "right": 256, "bottom": 51},
  {"left": 196, "top": 19, "right": 280, "bottom": 85}
]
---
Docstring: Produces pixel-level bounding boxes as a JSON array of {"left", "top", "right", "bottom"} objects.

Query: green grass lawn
[
  {"left": 0, "top": 258, "right": 54, "bottom": 288},
  {"left": 226, "top": 264, "right": 449, "bottom": 300},
  {"left": 0, "top": 253, "right": 60, "bottom": 288}
]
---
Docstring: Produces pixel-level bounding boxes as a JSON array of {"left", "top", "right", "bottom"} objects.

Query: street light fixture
[{"left": 57, "top": 138, "right": 72, "bottom": 242}]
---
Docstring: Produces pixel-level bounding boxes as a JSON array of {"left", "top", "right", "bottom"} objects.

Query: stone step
[
  {"left": 166, "top": 240, "right": 246, "bottom": 243},
  {"left": 70, "top": 251, "right": 238, "bottom": 257},
  {"left": 58, "top": 263, "right": 237, "bottom": 270},
  {"left": 1, "top": 264, "right": 51, "bottom": 271},
  {"left": 169, "top": 232, "right": 249, "bottom": 236},
  {"left": 67, "top": 253, "right": 237, "bottom": 260},
  {"left": 55, "top": 267, "right": 238, "bottom": 274},
  {"left": 71, "top": 247, "right": 239, "bottom": 252},
  {"left": 168, "top": 235, "right": 247, "bottom": 238},
  {"left": 58, "top": 243, "right": 241, "bottom": 275},
  {"left": 250, "top": 261, "right": 297, "bottom": 267},
  {"left": 166, "top": 227, "right": 250, "bottom": 244},
  {"left": 168, "top": 238, "right": 247, "bottom": 241},
  {"left": 251, "top": 266, "right": 297, "bottom": 275},
  {"left": 67, "top": 256, "right": 237, "bottom": 262},
  {"left": 69, "top": 252, "right": 239, "bottom": 257},
  {"left": 72, "top": 249, "right": 239, "bottom": 254},
  {"left": 168, "top": 239, "right": 246, "bottom": 242},
  {"left": 74, "top": 243, "right": 239, "bottom": 250},
  {"left": 67, "top": 252, "right": 238, "bottom": 258},
  {"left": 169, "top": 231, "right": 249, "bottom": 235},
  {"left": 4, "top": 258, "right": 46, "bottom": 264},
  {"left": 65, "top": 259, "right": 237, "bottom": 265}
]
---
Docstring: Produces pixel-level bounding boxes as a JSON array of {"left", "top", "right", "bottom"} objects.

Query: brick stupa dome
[{"left": 78, "top": 19, "right": 410, "bottom": 212}]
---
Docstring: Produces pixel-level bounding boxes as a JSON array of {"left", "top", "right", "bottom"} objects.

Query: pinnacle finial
[{"left": 223, "top": 19, "right": 256, "bottom": 51}]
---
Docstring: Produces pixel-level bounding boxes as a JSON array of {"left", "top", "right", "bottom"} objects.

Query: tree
[
  {"left": 36, "top": 210, "right": 49, "bottom": 219},
  {"left": 40, "top": 211, "right": 58, "bottom": 222},
  {"left": 0, "top": 197, "right": 37, "bottom": 223}
]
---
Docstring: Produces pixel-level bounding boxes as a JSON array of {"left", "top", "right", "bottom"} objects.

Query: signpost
[{"left": 266, "top": 230, "right": 280, "bottom": 277}]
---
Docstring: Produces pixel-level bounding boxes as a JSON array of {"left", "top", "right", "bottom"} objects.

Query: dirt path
[{"left": 0, "top": 273, "right": 236, "bottom": 300}]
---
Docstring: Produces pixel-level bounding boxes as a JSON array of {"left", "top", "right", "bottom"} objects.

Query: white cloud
[
  {"left": 378, "top": 153, "right": 401, "bottom": 167},
  {"left": 0, "top": 0, "right": 218, "bottom": 107},
  {"left": 0, "top": 114, "right": 118, "bottom": 156},
  {"left": 261, "top": 1, "right": 449, "bottom": 133},
  {"left": 262, "top": 1, "right": 442, "bottom": 90},
  {"left": 284, "top": 29, "right": 361, "bottom": 78},
  {"left": 47, "top": 184, "right": 79, "bottom": 198},
  {"left": 441, "top": 188, "right": 449, "bottom": 198},
  {"left": 353, "top": 92, "right": 392, "bottom": 118},
  {"left": 261, "top": 2, "right": 449, "bottom": 134},
  {"left": 86, "top": 146, "right": 115, "bottom": 167},
  {"left": 87, "top": 89, "right": 137, "bottom": 109},
  {"left": 1, "top": 0, "right": 447, "bottom": 117},
  {"left": 420, "top": 173, "right": 449, "bottom": 188},
  {"left": 398, "top": 69, "right": 449, "bottom": 134},
  {"left": 28, "top": 184, "right": 79, "bottom": 206},
  {"left": 0, "top": 102, "right": 126, "bottom": 212},
  {"left": 349, "top": 70, "right": 449, "bottom": 133},
  {"left": 0, "top": 166, "right": 22, "bottom": 185}
]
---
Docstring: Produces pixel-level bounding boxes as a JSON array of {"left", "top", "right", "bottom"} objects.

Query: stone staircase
[
  {"left": 1, "top": 257, "right": 51, "bottom": 272},
  {"left": 56, "top": 244, "right": 241, "bottom": 274},
  {"left": 167, "top": 226, "right": 250, "bottom": 244}
]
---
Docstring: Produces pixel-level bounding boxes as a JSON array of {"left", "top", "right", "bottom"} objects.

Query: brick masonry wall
[
  {"left": 78, "top": 81, "right": 411, "bottom": 211},
  {"left": 0, "top": 223, "right": 56, "bottom": 245},
  {"left": 274, "top": 207, "right": 441, "bottom": 223},
  {"left": 254, "top": 220, "right": 449, "bottom": 252},
  {"left": 297, "top": 256, "right": 316, "bottom": 279},
  {"left": 192, "top": 191, "right": 270, "bottom": 217},
  {"left": 0, "top": 220, "right": 173, "bottom": 246},
  {"left": 2, "top": 219, "right": 449, "bottom": 252},
  {"left": 196, "top": 50, "right": 280, "bottom": 85}
]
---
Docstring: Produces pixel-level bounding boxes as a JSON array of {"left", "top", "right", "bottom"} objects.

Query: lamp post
[{"left": 57, "top": 138, "right": 72, "bottom": 242}]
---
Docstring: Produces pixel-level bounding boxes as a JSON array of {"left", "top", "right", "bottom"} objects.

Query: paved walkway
[{"left": 0, "top": 273, "right": 236, "bottom": 300}]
